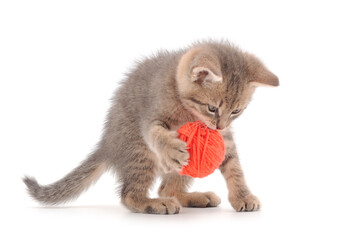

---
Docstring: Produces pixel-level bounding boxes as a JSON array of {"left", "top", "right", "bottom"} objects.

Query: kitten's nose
[
  {"left": 216, "top": 121, "right": 225, "bottom": 130},
  {"left": 216, "top": 125, "right": 224, "bottom": 130}
]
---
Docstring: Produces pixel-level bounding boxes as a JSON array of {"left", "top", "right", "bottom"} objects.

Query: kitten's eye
[
  {"left": 231, "top": 109, "right": 241, "bottom": 115},
  {"left": 208, "top": 105, "right": 218, "bottom": 113}
]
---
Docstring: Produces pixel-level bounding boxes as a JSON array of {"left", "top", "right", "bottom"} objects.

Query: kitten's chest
[
  {"left": 169, "top": 123, "right": 185, "bottom": 131},
  {"left": 167, "top": 109, "right": 197, "bottom": 131}
]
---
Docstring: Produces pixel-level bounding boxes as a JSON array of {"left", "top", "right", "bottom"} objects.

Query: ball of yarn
[{"left": 177, "top": 121, "right": 225, "bottom": 178}]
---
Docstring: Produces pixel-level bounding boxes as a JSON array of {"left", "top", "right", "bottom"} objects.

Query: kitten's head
[{"left": 176, "top": 42, "right": 279, "bottom": 130}]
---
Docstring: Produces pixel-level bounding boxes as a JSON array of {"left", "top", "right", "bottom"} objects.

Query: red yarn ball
[{"left": 177, "top": 121, "right": 225, "bottom": 178}]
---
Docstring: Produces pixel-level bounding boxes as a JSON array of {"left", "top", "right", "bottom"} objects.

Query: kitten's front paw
[
  {"left": 159, "top": 133, "right": 189, "bottom": 172},
  {"left": 229, "top": 194, "right": 261, "bottom": 212}
]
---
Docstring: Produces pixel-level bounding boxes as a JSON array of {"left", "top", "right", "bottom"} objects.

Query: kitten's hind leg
[
  {"left": 158, "top": 173, "right": 221, "bottom": 208},
  {"left": 120, "top": 158, "right": 181, "bottom": 214}
]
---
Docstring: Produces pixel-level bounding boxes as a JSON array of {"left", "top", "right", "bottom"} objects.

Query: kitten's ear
[
  {"left": 177, "top": 47, "right": 222, "bottom": 88},
  {"left": 249, "top": 68, "right": 279, "bottom": 87},
  {"left": 245, "top": 53, "right": 279, "bottom": 87},
  {"left": 191, "top": 67, "right": 222, "bottom": 85}
]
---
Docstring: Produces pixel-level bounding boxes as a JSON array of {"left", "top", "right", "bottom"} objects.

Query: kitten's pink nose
[{"left": 216, "top": 122, "right": 225, "bottom": 130}]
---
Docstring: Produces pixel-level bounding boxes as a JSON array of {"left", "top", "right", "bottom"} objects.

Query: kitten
[{"left": 24, "top": 40, "right": 279, "bottom": 214}]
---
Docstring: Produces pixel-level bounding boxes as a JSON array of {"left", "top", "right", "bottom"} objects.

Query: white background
[{"left": 1, "top": 0, "right": 347, "bottom": 239}]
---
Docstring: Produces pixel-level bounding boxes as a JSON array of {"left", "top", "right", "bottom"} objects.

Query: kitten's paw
[
  {"left": 179, "top": 192, "right": 221, "bottom": 208},
  {"left": 229, "top": 194, "right": 261, "bottom": 212},
  {"left": 144, "top": 198, "right": 181, "bottom": 215},
  {"left": 160, "top": 134, "right": 189, "bottom": 172}
]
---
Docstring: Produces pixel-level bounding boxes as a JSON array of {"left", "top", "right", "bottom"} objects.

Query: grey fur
[{"left": 23, "top": 40, "right": 278, "bottom": 213}]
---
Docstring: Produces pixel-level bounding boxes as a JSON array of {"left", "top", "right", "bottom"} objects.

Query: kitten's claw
[
  {"left": 160, "top": 133, "right": 189, "bottom": 172},
  {"left": 229, "top": 194, "right": 261, "bottom": 212}
]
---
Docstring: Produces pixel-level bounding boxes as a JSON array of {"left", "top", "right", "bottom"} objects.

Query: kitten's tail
[{"left": 23, "top": 151, "right": 107, "bottom": 205}]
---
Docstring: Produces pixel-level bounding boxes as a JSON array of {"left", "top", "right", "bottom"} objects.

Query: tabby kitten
[{"left": 24, "top": 41, "right": 279, "bottom": 214}]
